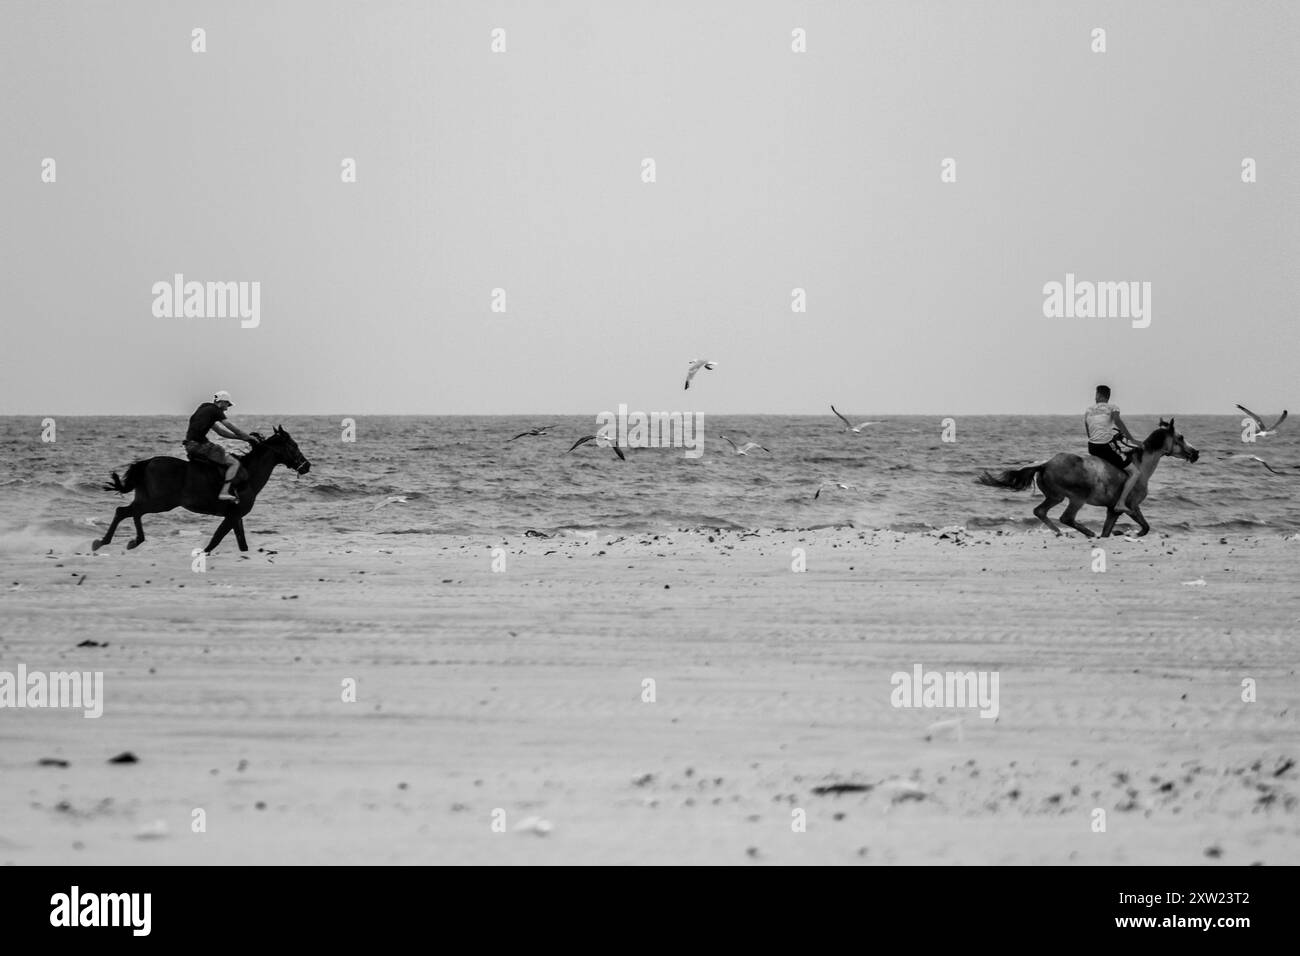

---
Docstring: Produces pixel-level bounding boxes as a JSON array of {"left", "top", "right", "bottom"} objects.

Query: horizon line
[{"left": 0, "top": 410, "right": 1254, "bottom": 418}]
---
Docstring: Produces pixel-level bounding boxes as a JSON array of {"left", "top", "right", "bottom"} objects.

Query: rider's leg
[
  {"left": 219, "top": 459, "right": 239, "bottom": 501},
  {"left": 1116, "top": 463, "right": 1140, "bottom": 515}
]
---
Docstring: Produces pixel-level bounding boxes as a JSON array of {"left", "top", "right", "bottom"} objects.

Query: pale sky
[{"left": 1, "top": 1, "right": 1296, "bottom": 415}]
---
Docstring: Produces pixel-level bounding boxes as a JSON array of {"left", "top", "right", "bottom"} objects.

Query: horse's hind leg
[
  {"left": 1033, "top": 494, "right": 1065, "bottom": 535},
  {"left": 204, "top": 516, "right": 235, "bottom": 554},
  {"left": 125, "top": 512, "right": 146, "bottom": 550},
  {"left": 1059, "top": 497, "right": 1095, "bottom": 538},
  {"left": 93, "top": 505, "right": 133, "bottom": 551},
  {"left": 1101, "top": 509, "right": 1121, "bottom": 537}
]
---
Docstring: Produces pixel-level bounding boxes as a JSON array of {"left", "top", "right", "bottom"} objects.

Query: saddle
[
  {"left": 184, "top": 452, "right": 250, "bottom": 496},
  {"left": 1093, "top": 438, "right": 1136, "bottom": 471}
]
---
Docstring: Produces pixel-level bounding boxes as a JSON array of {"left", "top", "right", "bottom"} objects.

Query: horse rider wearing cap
[{"left": 184, "top": 391, "right": 259, "bottom": 502}]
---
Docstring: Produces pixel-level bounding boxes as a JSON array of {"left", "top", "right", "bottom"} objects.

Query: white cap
[{"left": 214, "top": 390, "right": 234, "bottom": 405}]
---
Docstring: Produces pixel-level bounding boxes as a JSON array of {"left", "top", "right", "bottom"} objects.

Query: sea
[{"left": 1, "top": 415, "right": 1296, "bottom": 550}]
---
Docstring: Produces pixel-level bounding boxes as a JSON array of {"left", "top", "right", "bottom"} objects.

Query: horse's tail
[
  {"left": 104, "top": 460, "right": 147, "bottom": 494},
  {"left": 976, "top": 460, "right": 1049, "bottom": 492}
]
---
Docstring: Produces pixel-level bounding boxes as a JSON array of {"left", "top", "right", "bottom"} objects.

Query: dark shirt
[{"left": 186, "top": 403, "right": 227, "bottom": 444}]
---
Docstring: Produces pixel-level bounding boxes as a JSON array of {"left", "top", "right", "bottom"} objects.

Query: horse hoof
[
  {"left": 91, "top": 539, "right": 103, "bottom": 551},
  {"left": 126, "top": 540, "right": 141, "bottom": 550}
]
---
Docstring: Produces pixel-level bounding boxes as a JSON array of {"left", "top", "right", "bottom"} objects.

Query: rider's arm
[
  {"left": 1112, "top": 411, "right": 1136, "bottom": 443},
  {"left": 214, "top": 421, "right": 256, "bottom": 442}
]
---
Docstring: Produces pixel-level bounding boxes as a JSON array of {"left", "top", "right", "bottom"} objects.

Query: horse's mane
[
  {"left": 1131, "top": 425, "right": 1172, "bottom": 461},
  {"left": 231, "top": 432, "right": 280, "bottom": 463}
]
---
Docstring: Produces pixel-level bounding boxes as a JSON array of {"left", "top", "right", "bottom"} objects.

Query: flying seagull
[
  {"left": 685, "top": 359, "right": 717, "bottom": 390},
  {"left": 1235, "top": 404, "right": 1288, "bottom": 437},
  {"left": 814, "top": 480, "right": 856, "bottom": 499},
  {"left": 1219, "top": 453, "right": 1295, "bottom": 476},
  {"left": 720, "top": 434, "right": 769, "bottom": 456},
  {"left": 508, "top": 424, "right": 559, "bottom": 441},
  {"left": 831, "top": 405, "right": 881, "bottom": 433},
  {"left": 567, "top": 435, "right": 626, "bottom": 461}
]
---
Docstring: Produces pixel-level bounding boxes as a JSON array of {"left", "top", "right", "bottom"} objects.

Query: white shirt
[{"left": 1085, "top": 403, "right": 1120, "bottom": 444}]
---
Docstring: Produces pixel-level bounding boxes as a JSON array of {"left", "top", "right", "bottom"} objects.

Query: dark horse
[
  {"left": 977, "top": 419, "right": 1198, "bottom": 538},
  {"left": 93, "top": 426, "right": 310, "bottom": 554}
]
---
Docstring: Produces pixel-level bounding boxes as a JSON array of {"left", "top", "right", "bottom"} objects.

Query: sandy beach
[{"left": 2, "top": 525, "right": 1296, "bottom": 865}]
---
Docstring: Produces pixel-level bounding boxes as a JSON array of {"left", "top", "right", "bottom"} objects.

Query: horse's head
[
  {"left": 260, "top": 425, "right": 311, "bottom": 474},
  {"left": 1153, "top": 418, "right": 1199, "bottom": 462}
]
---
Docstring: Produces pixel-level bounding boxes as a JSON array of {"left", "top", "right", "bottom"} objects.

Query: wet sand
[{"left": 1, "top": 525, "right": 1297, "bottom": 864}]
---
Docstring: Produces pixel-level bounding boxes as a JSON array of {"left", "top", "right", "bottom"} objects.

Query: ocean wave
[
  {"left": 1, "top": 476, "right": 104, "bottom": 494},
  {"left": 5, "top": 415, "right": 1299, "bottom": 537},
  {"left": 803, "top": 455, "right": 872, "bottom": 464},
  {"left": 966, "top": 515, "right": 1030, "bottom": 528},
  {"left": 305, "top": 482, "right": 426, "bottom": 501},
  {"left": 1202, "top": 518, "right": 1274, "bottom": 531}
]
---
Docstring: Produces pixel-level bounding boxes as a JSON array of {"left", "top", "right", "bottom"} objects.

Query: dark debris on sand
[{"left": 811, "top": 783, "right": 874, "bottom": 796}]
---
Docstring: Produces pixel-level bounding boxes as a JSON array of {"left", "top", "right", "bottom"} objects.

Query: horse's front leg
[
  {"left": 204, "top": 515, "right": 235, "bottom": 554},
  {"left": 1101, "top": 509, "right": 1120, "bottom": 537},
  {"left": 233, "top": 516, "right": 249, "bottom": 552},
  {"left": 1130, "top": 505, "right": 1151, "bottom": 537}
]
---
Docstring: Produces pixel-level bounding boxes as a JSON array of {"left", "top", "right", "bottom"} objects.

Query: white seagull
[
  {"left": 371, "top": 495, "right": 412, "bottom": 510},
  {"left": 507, "top": 424, "right": 559, "bottom": 441},
  {"left": 567, "top": 435, "right": 626, "bottom": 461},
  {"left": 1219, "top": 453, "right": 1295, "bottom": 476},
  {"left": 1236, "top": 404, "right": 1288, "bottom": 437},
  {"left": 720, "top": 434, "right": 769, "bottom": 456},
  {"left": 814, "top": 480, "right": 856, "bottom": 499},
  {"left": 684, "top": 359, "right": 717, "bottom": 390},
  {"left": 831, "top": 405, "right": 881, "bottom": 433}
]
